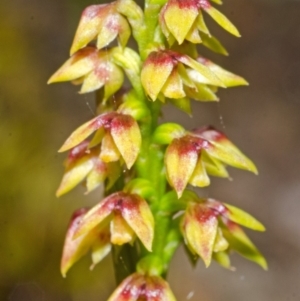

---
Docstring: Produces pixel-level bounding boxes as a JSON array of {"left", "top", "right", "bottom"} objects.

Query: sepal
[
  {"left": 222, "top": 221, "right": 268, "bottom": 270},
  {"left": 181, "top": 202, "right": 218, "bottom": 267},
  {"left": 60, "top": 208, "right": 111, "bottom": 277}
]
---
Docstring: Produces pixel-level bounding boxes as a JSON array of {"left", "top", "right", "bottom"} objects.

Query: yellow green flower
[
  {"left": 74, "top": 192, "right": 155, "bottom": 251},
  {"left": 160, "top": 0, "right": 240, "bottom": 45},
  {"left": 58, "top": 112, "right": 142, "bottom": 169}
]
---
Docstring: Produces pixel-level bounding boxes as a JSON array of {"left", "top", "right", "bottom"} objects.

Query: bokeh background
[{"left": 1, "top": 0, "right": 300, "bottom": 300}]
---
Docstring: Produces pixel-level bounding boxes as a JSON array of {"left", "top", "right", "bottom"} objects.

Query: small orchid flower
[
  {"left": 107, "top": 272, "right": 176, "bottom": 301},
  {"left": 141, "top": 49, "right": 224, "bottom": 101},
  {"left": 74, "top": 192, "right": 154, "bottom": 251},
  {"left": 160, "top": 0, "right": 240, "bottom": 45},
  {"left": 61, "top": 208, "right": 111, "bottom": 277},
  {"left": 70, "top": 3, "right": 131, "bottom": 55},
  {"left": 153, "top": 123, "right": 257, "bottom": 197},
  {"left": 48, "top": 47, "right": 124, "bottom": 99},
  {"left": 59, "top": 112, "right": 142, "bottom": 169},
  {"left": 56, "top": 141, "right": 120, "bottom": 196},
  {"left": 180, "top": 195, "right": 266, "bottom": 268}
]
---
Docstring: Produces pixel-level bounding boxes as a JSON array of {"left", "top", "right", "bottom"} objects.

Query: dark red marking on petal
[
  {"left": 67, "top": 141, "right": 90, "bottom": 164},
  {"left": 171, "top": 135, "right": 209, "bottom": 156},
  {"left": 106, "top": 14, "right": 121, "bottom": 32},
  {"left": 71, "top": 208, "right": 89, "bottom": 221},
  {"left": 94, "top": 63, "right": 111, "bottom": 82},
  {"left": 144, "top": 51, "right": 176, "bottom": 68},
  {"left": 88, "top": 112, "right": 117, "bottom": 131},
  {"left": 167, "top": 0, "right": 199, "bottom": 10},
  {"left": 194, "top": 204, "right": 217, "bottom": 224},
  {"left": 111, "top": 114, "right": 135, "bottom": 133}
]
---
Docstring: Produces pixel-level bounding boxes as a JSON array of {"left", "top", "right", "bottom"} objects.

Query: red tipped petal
[
  {"left": 110, "top": 114, "right": 141, "bottom": 169},
  {"left": 165, "top": 136, "right": 202, "bottom": 197},
  {"left": 121, "top": 194, "right": 154, "bottom": 251},
  {"left": 163, "top": 0, "right": 199, "bottom": 44},
  {"left": 182, "top": 203, "right": 218, "bottom": 267},
  {"left": 141, "top": 51, "right": 175, "bottom": 101},
  {"left": 48, "top": 47, "right": 97, "bottom": 84}
]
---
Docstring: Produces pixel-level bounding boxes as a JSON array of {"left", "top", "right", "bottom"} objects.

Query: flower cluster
[{"left": 49, "top": 0, "right": 266, "bottom": 300}]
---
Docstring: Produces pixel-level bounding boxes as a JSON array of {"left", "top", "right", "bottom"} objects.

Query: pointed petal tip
[
  {"left": 56, "top": 189, "right": 63, "bottom": 198},
  {"left": 258, "top": 257, "right": 268, "bottom": 270},
  {"left": 250, "top": 164, "right": 259, "bottom": 175},
  {"left": 47, "top": 74, "right": 59, "bottom": 84},
  {"left": 70, "top": 46, "right": 78, "bottom": 57},
  {"left": 61, "top": 271, "right": 67, "bottom": 278},
  {"left": 204, "top": 259, "right": 212, "bottom": 268},
  {"left": 175, "top": 189, "right": 183, "bottom": 199},
  {"left": 58, "top": 145, "right": 69, "bottom": 153}
]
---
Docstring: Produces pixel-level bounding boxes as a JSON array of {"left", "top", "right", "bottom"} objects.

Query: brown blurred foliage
[{"left": 0, "top": 0, "right": 300, "bottom": 300}]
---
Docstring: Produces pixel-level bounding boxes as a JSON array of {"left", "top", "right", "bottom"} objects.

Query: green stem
[
  {"left": 112, "top": 244, "right": 139, "bottom": 285},
  {"left": 110, "top": 0, "right": 173, "bottom": 282}
]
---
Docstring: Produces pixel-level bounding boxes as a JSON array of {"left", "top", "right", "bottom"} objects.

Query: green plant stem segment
[{"left": 114, "top": 2, "right": 170, "bottom": 279}]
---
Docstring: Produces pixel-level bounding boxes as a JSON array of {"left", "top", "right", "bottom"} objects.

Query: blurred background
[{"left": 1, "top": 0, "right": 300, "bottom": 300}]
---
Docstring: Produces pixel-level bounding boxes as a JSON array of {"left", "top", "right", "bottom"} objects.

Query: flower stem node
[
  {"left": 74, "top": 192, "right": 155, "bottom": 251},
  {"left": 107, "top": 273, "right": 177, "bottom": 301}
]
